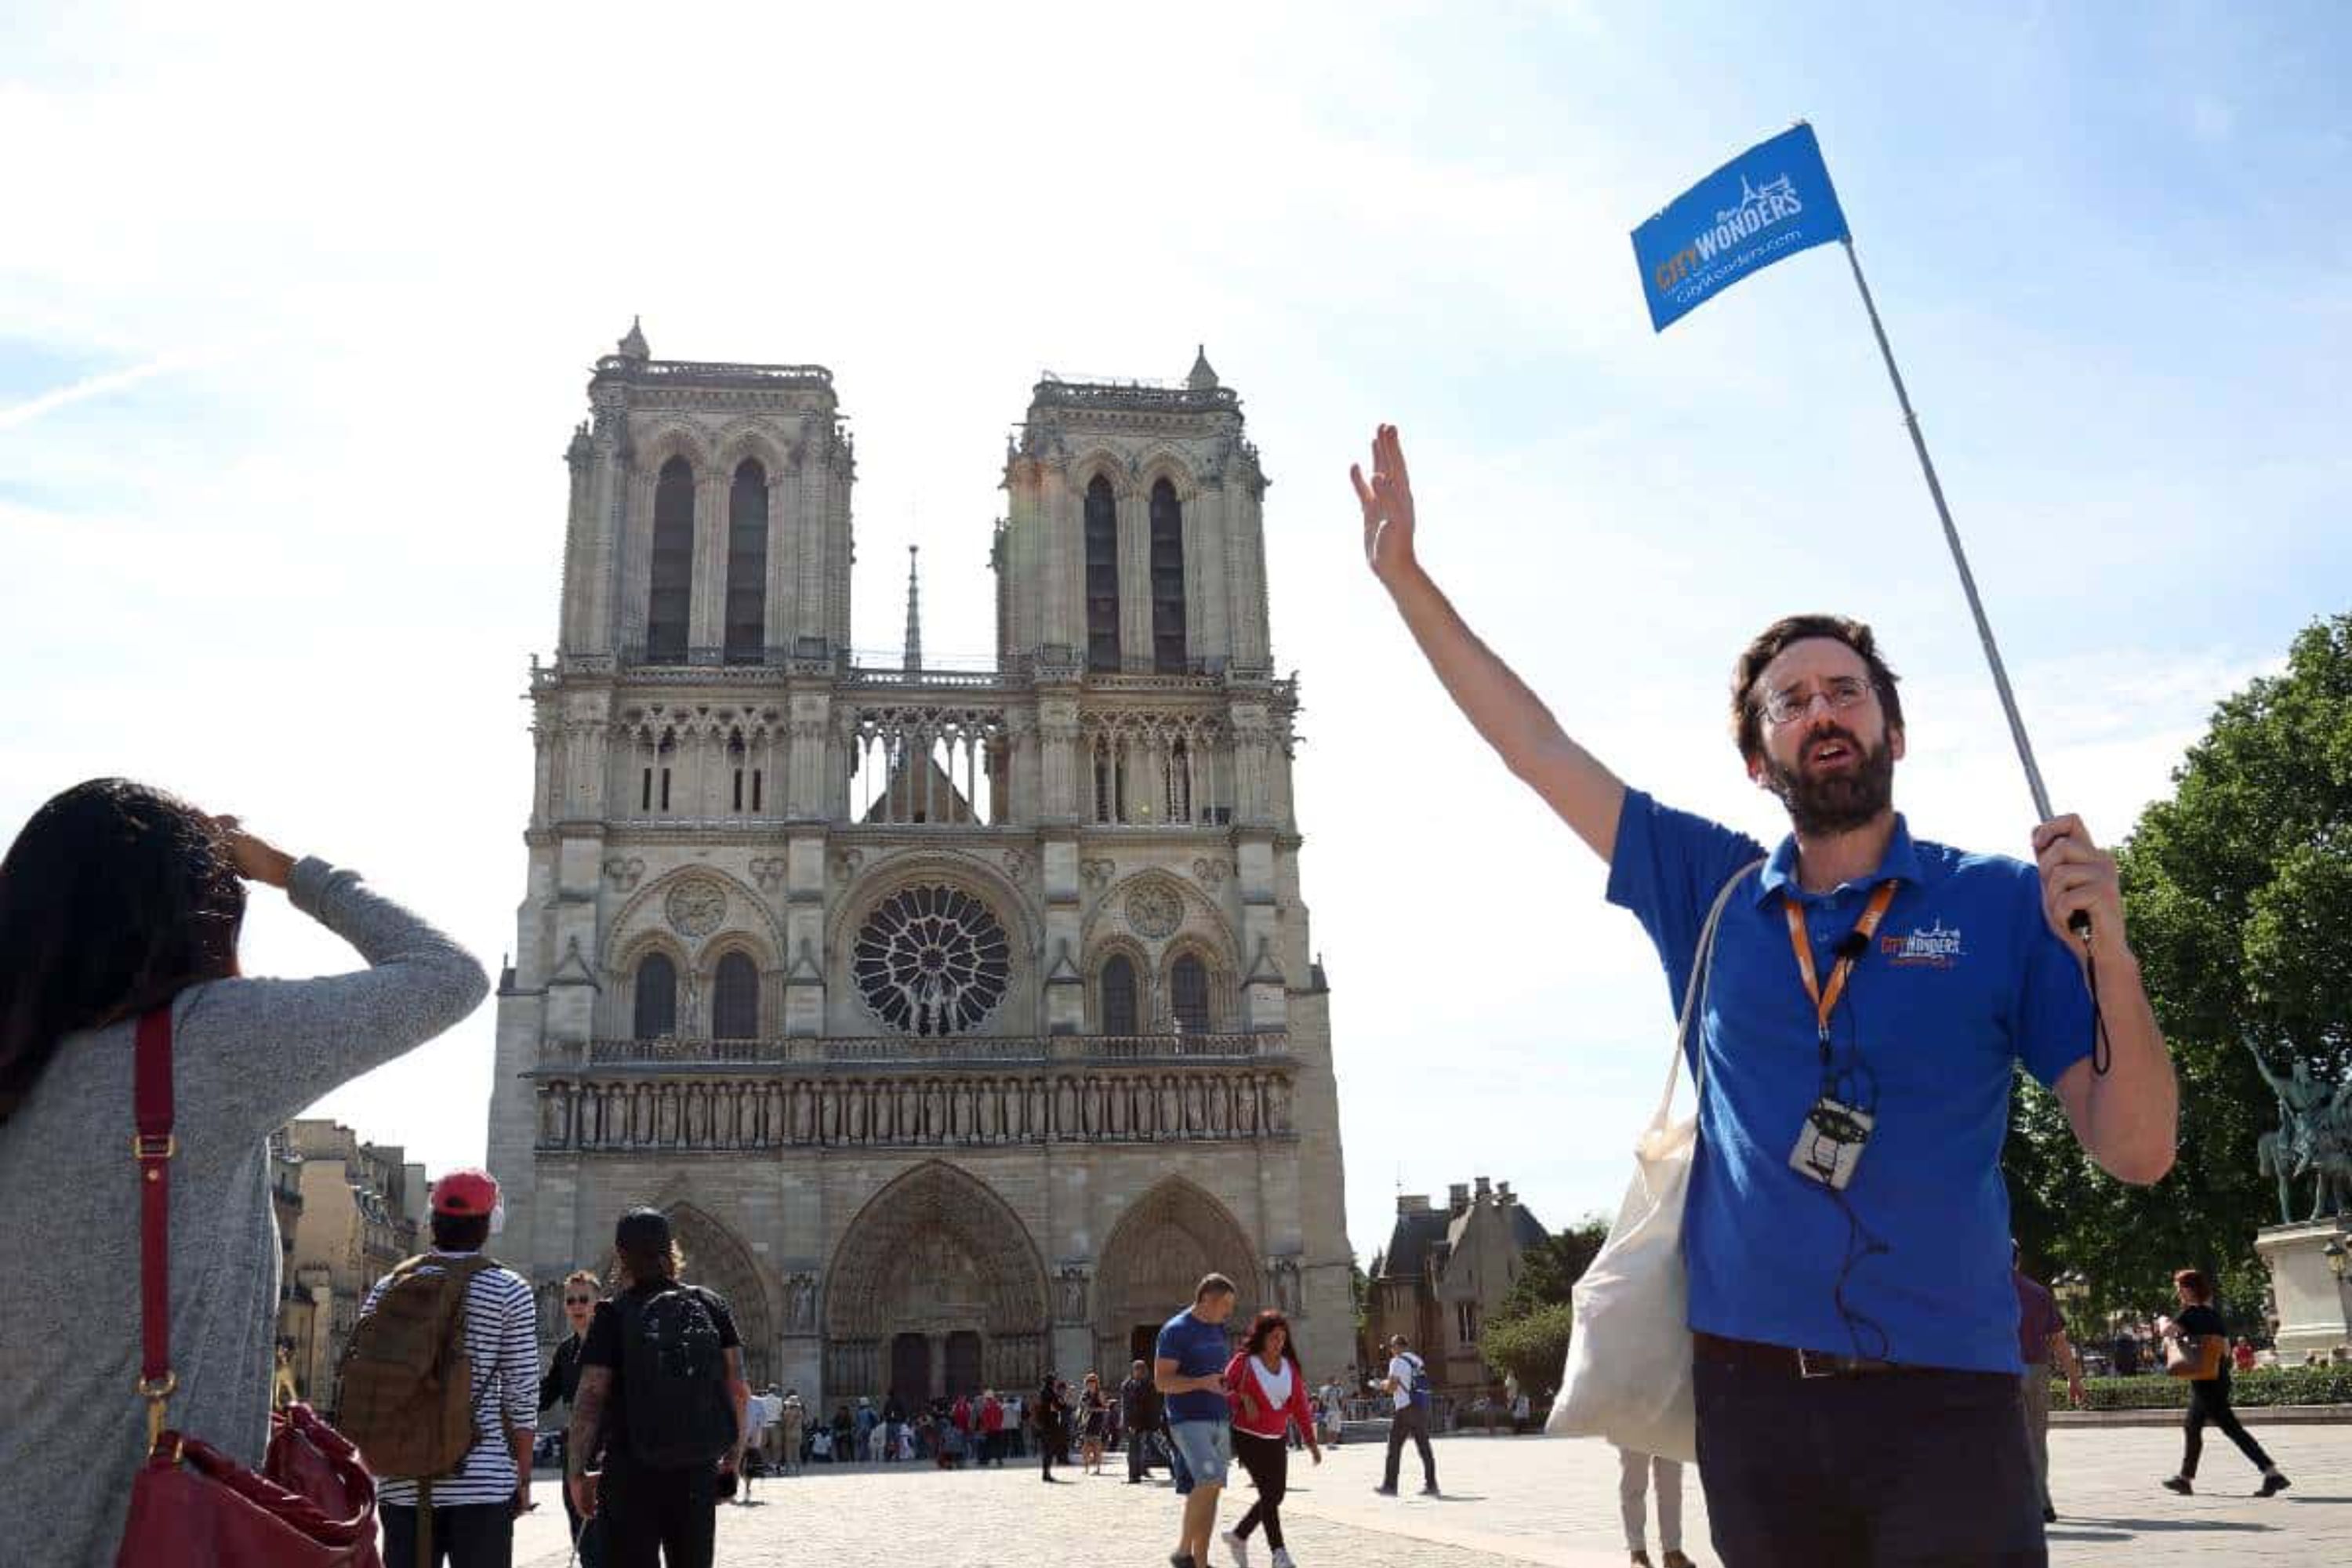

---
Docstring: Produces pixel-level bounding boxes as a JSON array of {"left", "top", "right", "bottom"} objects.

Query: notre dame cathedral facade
[{"left": 485, "top": 323, "right": 1352, "bottom": 1408}]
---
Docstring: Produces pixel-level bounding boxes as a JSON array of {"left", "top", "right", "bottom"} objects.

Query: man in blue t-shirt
[
  {"left": 1155, "top": 1273, "right": 1240, "bottom": 1568},
  {"left": 1352, "top": 424, "right": 2180, "bottom": 1563}
]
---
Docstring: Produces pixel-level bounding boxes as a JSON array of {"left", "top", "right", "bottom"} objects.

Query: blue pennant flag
[{"left": 1632, "top": 123, "right": 1850, "bottom": 332}]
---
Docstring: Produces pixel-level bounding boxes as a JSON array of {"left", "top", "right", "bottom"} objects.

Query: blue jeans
[{"left": 1693, "top": 1352, "right": 2045, "bottom": 1565}]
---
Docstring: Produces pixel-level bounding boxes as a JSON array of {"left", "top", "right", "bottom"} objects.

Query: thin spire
[
  {"left": 616, "top": 315, "right": 649, "bottom": 360},
  {"left": 902, "top": 544, "right": 922, "bottom": 673}
]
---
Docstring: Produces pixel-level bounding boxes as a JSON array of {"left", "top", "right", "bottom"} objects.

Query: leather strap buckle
[{"left": 133, "top": 1132, "right": 177, "bottom": 1161}]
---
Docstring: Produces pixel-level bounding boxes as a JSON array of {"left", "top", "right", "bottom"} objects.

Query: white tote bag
[{"left": 1547, "top": 858, "right": 1762, "bottom": 1462}]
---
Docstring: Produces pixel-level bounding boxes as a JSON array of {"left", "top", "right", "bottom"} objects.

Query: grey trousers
[
  {"left": 2020, "top": 1370, "right": 2052, "bottom": 1508},
  {"left": 1618, "top": 1446, "right": 1683, "bottom": 1555}
]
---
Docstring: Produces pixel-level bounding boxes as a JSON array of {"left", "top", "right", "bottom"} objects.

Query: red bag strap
[{"left": 134, "top": 1007, "right": 178, "bottom": 1454}]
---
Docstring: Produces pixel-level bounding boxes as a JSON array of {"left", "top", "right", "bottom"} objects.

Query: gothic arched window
[
  {"left": 1085, "top": 474, "right": 1120, "bottom": 673},
  {"left": 1149, "top": 477, "right": 1187, "bottom": 673},
  {"left": 712, "top": 951, "right": 759, "bottom": 1040},
  {"left": 633, "top": 952, "right": 679, "bottom": 1040},
  {"left": 648, "top": 457, "right": 695, "bottom": 662},
  {"left": 1171, "top": 953, "right": 1211, "bottom": 1034},
  {"left": 1100, "top": 954, "right": 1138, "bottom": 1036},
  {"left": 724, "top": 459, "right": 768, "bottom": 664}
]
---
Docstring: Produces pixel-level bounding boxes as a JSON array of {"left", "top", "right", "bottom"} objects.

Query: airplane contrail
[{"left": 0, "top": 350, "right": 199, "bottom": 433}]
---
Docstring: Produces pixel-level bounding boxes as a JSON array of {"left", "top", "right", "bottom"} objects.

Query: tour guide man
[{"left": 1352, "top": 425, "right": 2178, "bottom": 1563}]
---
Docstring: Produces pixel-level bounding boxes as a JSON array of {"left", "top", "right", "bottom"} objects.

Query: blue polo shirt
[
  {"left": 1156, "top": 1308, "right": 1232, "bottom": 1424},
  {"left": 1606, "top": 789, "right": 2092, "bottom": 1374}
]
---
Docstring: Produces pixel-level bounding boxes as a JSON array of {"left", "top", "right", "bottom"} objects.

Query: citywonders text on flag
[{"left": 1632, "top": 122, "right": 1850, "bottom": 332}]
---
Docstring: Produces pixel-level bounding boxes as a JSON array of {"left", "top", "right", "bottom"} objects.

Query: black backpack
[{"left": 616, "top": 1284, "right": 739, "bottom": 1468}]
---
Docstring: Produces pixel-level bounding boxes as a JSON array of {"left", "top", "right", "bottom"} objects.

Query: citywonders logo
[
  {"left": 1649, "top": 173, "right": 1807, "bottom": 297},
  {"left": 1880, "top": 920, "right": 1965, "bottom": 970}
]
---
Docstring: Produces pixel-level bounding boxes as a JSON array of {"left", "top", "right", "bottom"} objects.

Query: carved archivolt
[
  {"left": 1094, "top": 1178, "right": 1262, "bottom": 1342},
  {"left": 822, "top": 1162, "right": 1049, "bottom": 1338},
  {"left": 604, "top": 866, "right": 783, "bottom": 971}
]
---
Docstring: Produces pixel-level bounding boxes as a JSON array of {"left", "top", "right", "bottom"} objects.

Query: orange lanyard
[{"left": 1782, "top": 881, "right": 1898, "bottom": 1045}]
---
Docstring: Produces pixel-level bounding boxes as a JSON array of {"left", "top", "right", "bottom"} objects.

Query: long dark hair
[
  {"left": 0, "top": 779, "right": 245, "bottom": 1126},
  {"left": 1241, "top": 1308, "right": 1301, "bottom": 1373}
]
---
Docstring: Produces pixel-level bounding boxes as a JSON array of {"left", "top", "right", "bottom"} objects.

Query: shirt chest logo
[{"left": 1879, "top": 920, "right": 1965, "bottom": 969}]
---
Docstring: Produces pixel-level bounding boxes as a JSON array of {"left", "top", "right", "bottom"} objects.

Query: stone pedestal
[{"left": 2254, "top": 1220, "right": 2352, "bottom": 1362}]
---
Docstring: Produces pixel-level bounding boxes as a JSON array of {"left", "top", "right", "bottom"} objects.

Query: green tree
[
  {"left": 2008, "top": 613, "right": 2352, "bottom": 1331},
  {"left": 1497, "top": 1217, "right": 1610, "bottom": 1321},
  {"left": 1479, "top": 1302, "right": 1575, "bottom": 1396},
  {"left": 1475, "top": 1217, "right": 1609, "bottom": 1396}
]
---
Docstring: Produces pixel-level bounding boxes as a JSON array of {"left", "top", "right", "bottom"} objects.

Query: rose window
[{"left": 852, "top": 884, "right": 1012, "bottom": 1036}]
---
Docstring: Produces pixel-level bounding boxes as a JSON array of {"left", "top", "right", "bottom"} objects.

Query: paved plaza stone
[{"left": 509, "top": 1425, "right": 2349, "bottom": 1566}]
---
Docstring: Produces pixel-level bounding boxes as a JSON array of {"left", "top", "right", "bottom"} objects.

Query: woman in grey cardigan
[{"left": 0, "top": 779, "right": 489, "bottom": 1566}]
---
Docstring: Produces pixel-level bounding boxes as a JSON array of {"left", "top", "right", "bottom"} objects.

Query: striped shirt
[{"left": 358, "top": 1250, "right": 539, "bottom": 1506}]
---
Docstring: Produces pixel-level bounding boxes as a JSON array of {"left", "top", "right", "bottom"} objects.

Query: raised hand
[
  {"left": 1349, "top": 423, "right": 1419, "bottom": 586},
  {"left": 211, "top": 815, "right": 296, "bottom": 888}
]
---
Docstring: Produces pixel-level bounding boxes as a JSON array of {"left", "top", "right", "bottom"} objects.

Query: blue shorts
[{"left": 1167, "top": 1420, "right": 1231, "bottom": 1488}]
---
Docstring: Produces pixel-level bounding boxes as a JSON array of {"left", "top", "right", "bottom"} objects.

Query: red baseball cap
[{"left": 431, "top": 1168, "right": 500, "bottom": 1218}]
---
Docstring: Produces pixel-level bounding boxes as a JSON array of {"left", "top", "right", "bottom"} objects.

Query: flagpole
[{"left": 1838, "top": 236, "right": 2056, "bottom": 826}]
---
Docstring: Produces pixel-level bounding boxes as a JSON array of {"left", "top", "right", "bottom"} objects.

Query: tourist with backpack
[
  {"left": 346, "top": 1168, "right": 539, "bottom": 1567},
  {"left": 1372, "top": 1334, "right": 1439, "bottom": 1497},
  {"left": 0, "top": 784, "right": 489, "bottom": 1568},
  {"left": 567, "top": 1208, "right": 749, "bottom": 1568}
]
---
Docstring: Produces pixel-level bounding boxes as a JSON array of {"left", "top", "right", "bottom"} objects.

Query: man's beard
[{"left": 1762, "top": 725, "right": 1896, "bottom": 837}]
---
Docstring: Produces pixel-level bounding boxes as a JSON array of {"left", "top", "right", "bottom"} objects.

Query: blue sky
[{"left": 3, "top": 0, "right": 2345, "bottom": 1265}]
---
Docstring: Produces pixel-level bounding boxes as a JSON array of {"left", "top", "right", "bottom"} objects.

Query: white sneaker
[
  {"left": 1270, "top": 1552, "right": 1297, "bottom": 1568},
  {"left": 1221, "top": 1530, "right": 1251, "bottom": 1568}
]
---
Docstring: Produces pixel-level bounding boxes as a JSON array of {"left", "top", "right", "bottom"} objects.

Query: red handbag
[{"left": 114, "top": 1008, "right": 381, "bottom": 1566}]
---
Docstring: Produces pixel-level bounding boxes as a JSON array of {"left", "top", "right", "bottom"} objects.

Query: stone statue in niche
[
  {"left": 788, "top": 1272, "right": 818, "bottom": 1334},
  {"left": 1055, "top": 1267, "right": 1091, "bottom": 1323},
  {"left": 1270, "top": 1257, "right": 1301, "bottom": 1315}
]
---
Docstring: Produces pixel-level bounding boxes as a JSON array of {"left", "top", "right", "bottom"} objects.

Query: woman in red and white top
[{"left": 1221, "top": 1308, "right": 1323, "bottom": 1568}]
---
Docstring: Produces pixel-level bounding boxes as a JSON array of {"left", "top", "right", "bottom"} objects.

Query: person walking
[
  {"left": 542, "top": 1269, "right": 608, "bottom": 1564},
  {"left": 0, "top": 782, "right": 490, "bottom": 1568},
  {"left": 1221, "top": 1308, "right": 1322, "bottom": 1568},
  {"left": 357, "top": 1169, "right": 539, "bottom": 1568},
  {"left": 1121, "top": 1359, "right": 1165, "bottom": 1483},
  {"left": 1616, "top": 1446, "right": 1695, "bottom": 1568},
  {"left": 1158, "top": 1273, "right": 1242, "bottom": 1568},
  {"left": 1353, "top": 424, "right": 2181, "bottom": 1562},
  {"left": 2159, "top": 1269, "right": 2290, "bottom": 1498},
  {"left": 567, "top": 1208, "right": 750, "bottom": 1568},
  {"left": 1080, "top": 1372, "right": 1111, "bottom": 1474},
  {"left": 779, "top": 1389, "right": 807, "bottom": 1477},
  {"left": 2013, "top": 1244, "right": 2088, "bottom": 1522},
  {"left": 1370, "top": 1334, "right": 1438, "bottom": 1497},
  {"left": 1036, "top": 1374, "right": 1067, "bottom": 1482}
]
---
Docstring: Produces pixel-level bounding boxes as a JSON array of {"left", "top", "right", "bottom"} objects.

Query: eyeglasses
[
  {"left": 564, "top": 1295, "right": 594, "bottom": 1306},
  {"left": 1758, "top": 676, "right": 1872, "bottom": 728}
]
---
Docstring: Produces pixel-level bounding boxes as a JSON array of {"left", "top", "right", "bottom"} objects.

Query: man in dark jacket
[{"left": 1119, "top": 1358, "right": 1165, "bottom": 1484}]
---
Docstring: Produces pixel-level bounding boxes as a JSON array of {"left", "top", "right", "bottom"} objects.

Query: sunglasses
[{"left": 564, "top": 1295, "right": 595, "bottom": 1306}]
